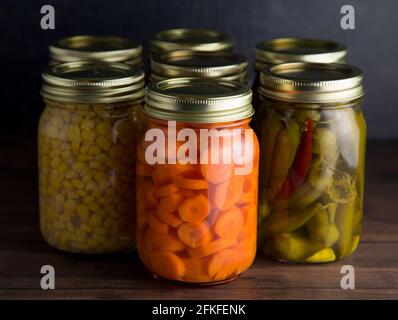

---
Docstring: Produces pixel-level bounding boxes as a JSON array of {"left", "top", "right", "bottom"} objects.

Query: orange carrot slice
[
  {"left": 208, "top": 249, "right": 239, "bottom": 281},
  {"left": 200, "top": 147, "right": 234, "bottom": 184},
  {"left": 237, "top": 192, "right": 257, "bottom": 206},
  {"left": 155, "top": 206, "right": 182, "bottom": 228},
  {"left": 187, "top": 238, "right": 237, "bottom": 259},
  {"left": 148, "top": 213, "right": 169, "bottom": 235},
  {"left": 152, "top": 165, "right": 176, "bottom": 186},
  {"left": 211, "top": 175, "right": 244, "bottom": 210},
  {"left": 179, "top": 189, "right": 197, "bottom": 199},
  {"left": 213, "top": 206, "right": 244, "bottom": 239},
  {"left": 159, "top": 193, "right": 184, "bottom": 212},
  {"left": 178, "top": 194, "right": 210, "bottom": 223},
  {"left": 177, "top": 222, "right": 212, "bottom": 248},
  {"left": 175, "top": 177, "right": 208, "bottom": 190},
  {"left": 150, "top": 251, "right": 186, "bottom": 280},
  {"left": 235, "top": 238, "right": 256, "bottom": 274},
  {"left": 238, "top": 205, "right": 257, "bottom": 240},
  {"left": 155, "top": 183, "right": 178, "bottom": 197},
  {"left": 182, "top": 258, "right": 211, "bottom": 283},
  {"left": 148, "top": 229, "right": 186, "bottom": 252},
  {"left": 143, "top": 180, "right": 158, "bottom": 206}
]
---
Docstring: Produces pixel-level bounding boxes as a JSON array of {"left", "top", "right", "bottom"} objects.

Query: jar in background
[
  {"left": 137, "top": 78, "right": 259, "bottom": 284},
  {"left": 252, "top": 38, "right": 347, "bottom": 117},
  {"left": 150, "top": 50, "right": 247, "bottom": 83},
  {"left": 257, "top": 62, "right": 366, "bottom": 263},
  {"left": 49, "top": 35, "right": 143, "bottom": 66},
  {"left": 39, "top": 62, "right": 145, "bottom": 253},
  {"left": 149, "top": 29, "right": 234, "bottom": 57}
]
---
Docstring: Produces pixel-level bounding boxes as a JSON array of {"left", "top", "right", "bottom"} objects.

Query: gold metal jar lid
[
  {"left": 149, "top": 29, "right": 234, "bottom": 56},
  {"left": 150, "top": 50, "right": 247, "bottom": 82},
  {"left": 49, "top": 35, "right": 143, "bottom": 65},
  {"left": 259, "top": 62, "right": 364, "bottom": 104},
  {"left": 41, "top": 61, "right": 145, "bottom": 103},
  {"left": 254, "top": 38, "right": 347, "bottom": 70},
  {"left": 145, "top": 78, "right": 253, "bottom": 123}
]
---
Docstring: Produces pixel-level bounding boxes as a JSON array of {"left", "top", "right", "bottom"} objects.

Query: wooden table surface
[{"left": 1, "top": 137, "right": 397, "bottom": 300}]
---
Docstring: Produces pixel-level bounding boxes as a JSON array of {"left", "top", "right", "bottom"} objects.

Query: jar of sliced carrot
[
  {"left": 137, "top": 78, "right": 259, "bottom": 284},
  {"left": 39, "top": 61, "right": 145, "bottom": 253},
  {"left": 257, "top": 62, "right": 366, "bottom": 263}
]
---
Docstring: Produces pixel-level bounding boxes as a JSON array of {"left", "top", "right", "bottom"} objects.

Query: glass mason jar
[
  {"left": 136, "top": 78, "right": 259, "bottom": 284},
  {"left": 149, "top": 29, "right": 234, "bottom": 57},
  {"left": 257, "top": 62, "right": 366, "bottom": 263},
  {"left": 49, "top": 35, "right": 143, "bottom": 66},
  {"left": 150, "top": 50, "right": 247, "bottom": 83},
  {"left": 39, "top": 61, "right": 145, "bottom": 253},
  {"left": 252, "top": 38, "right": 347, "bottom": 117}
]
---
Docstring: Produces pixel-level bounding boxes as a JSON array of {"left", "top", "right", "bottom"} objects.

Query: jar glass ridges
[
  {"left": 149, "top": 29, "right": 234, "bottom": 56},
  {"left": 136, "top": 78, "right": 259, "bottom": 284},
  {"left": 49, "top": 35, "right": 143, "bottom": 66},
  {"left": 39, "top": 61, "right": 145, "bottom": 253},
  {"left": 150, "top": 50, "right": 248, "bottom": 83},
  {"left": 252, "top": 38, "right": 347, "bottom": 115},
  {"left": 257, "top": 62, "right": 366, "bottom": 263}
]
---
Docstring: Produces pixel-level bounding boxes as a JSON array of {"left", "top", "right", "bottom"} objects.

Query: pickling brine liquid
[
  {"left": 257, "top": 100, "right": 366, "bottom": 263},
  {"left": 38, "top": 100, "right": 142, "bottom": 253}
]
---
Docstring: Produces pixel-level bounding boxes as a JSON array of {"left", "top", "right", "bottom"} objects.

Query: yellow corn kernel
[
  {"left": 59, "top": 214, "right": 71, "bottom": 223},
  {"left": 88, "top": 202, "right": 101, "bottom": 214},
  {"left": 57, "top": 162, "right": 68, "bottom": 175},
  {"left": 92, "top": 233, "right": 107, "bottom": 243},
  {"left": 77, "top": 154, "right": 91, "bottom": 162},
  {"left": 81, "top": 118, "right": 95, "bottom": 129},
  {"left": 80, "top": 223, "right": 93, "bottom": 233},
  {"left": 84, "top": 181, "right": 96, "bottom": 192},
  {"left": 76, "top": 189, "right": 87, "bottom": 197},
  {"left": 49, "top": 149, "right": 61, "bottom": 159},
  {"left": 96, "top": 121, "right": 112, "bottom": 135},
  {"left": 62, "top": 180, "right": 73, "bottom": 190},
  {"left": 58, "top": 233, "right": 70, "bottom": 247},
  {"left": 66, "top": 190, "right": 78, "bottom": 199},
  {"left": 60, "top": 142, "right": 70, "bottom": 150},
  {"left": 66, "top": 222, "right": 74, "bottom": 232},
  {"left": 83, "top": 195, "right": 94, "bottom": 204},
  {"left": 64, "top": 199, "right": 77, "bottom": 211},
  {"left": 60, "top": 150, "right": 72, "bottom": 161},
  {"left": 97, "top": 179, "right": 109, "bottom": 190},
  {"left": 95, "top": 153, "right": 108, "bottom": 163},
  {"left": 64, "top": 171, "right": 75, "bottom": 180},
  {"left": 54, "top": 221, "right": 65, "bottom": 230},
  {"left": 91, "top": 188, "right": 103, "bottom": 198},
  {"left": 50, "top": 157, "right": 62, "bottom": 169},
  {"left": 88, "top": 146, "right": 101, "bottom": 156},
  {"left": 88, "top": 214, "right": 102, "bottom": 228},
  {"left": 81, "top": 129, "right": 96, "bottom": 142},
  {"left": 80, "top": 145, "right": 89, "bottom": 154},
  {"left": 71, "top": 142, "right": 80, "bottom": 154},
  {"left": 89, "top": 160, "right": 102, "bottom": 170},
  {"left": 49, "top": 174, "right": 61, "bottom": 189},
  {"left": 67, "top": 125, "right": 81, "bottom": 142},
  {"left": 94, "top": 172, "right": 106, "bottom": 183},
  {"left": 76, "top": 204, "right": 89, "bottom": 221},
  {"left": 96, "top": 136, "right": 112, "bottom": 150},
  {"left": 71, "top": 179, "right": 83, "bottom": 190},
  {"left": 87, "top": 239, "right": 99, "bottom": 248}
]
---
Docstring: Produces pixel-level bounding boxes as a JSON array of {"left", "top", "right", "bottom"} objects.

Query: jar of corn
[{"left": 38, "top": 61, "right": 145, "bottom": 253}]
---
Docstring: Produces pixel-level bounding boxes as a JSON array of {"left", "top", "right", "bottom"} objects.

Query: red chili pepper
[{"left": 279, "top": 118, "right": 314, "bottom": 199}]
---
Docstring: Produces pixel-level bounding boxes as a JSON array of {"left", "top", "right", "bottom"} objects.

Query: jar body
[
  {"left": 257, "top": 98, "right": 366, "bottom": 263},
  {"left": 38, "top": 99, "right": 142, "bottom": 253},
  {"left": 136, "top": 117, "right": 259, "bottom": 284}
]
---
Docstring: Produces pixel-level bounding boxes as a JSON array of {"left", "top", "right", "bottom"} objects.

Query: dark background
[{"left": 2, "top": 0, "right": 397, "bottom": 138}]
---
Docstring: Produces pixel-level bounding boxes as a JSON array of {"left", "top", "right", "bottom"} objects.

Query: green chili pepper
[
  {"left": 307, "top": 207, "right": 340, "bottom": 248},
  {"left": 335, "top": 197, "right": 357, "bottom": 257},
  {"left": 261, "top": 202, "right": 321, "bottom": 238},
  {"left": 268, "top": 232, "right": 321, "bottom": 262},
  {"left": 306, "top": 248, "right": 336, "bottom": 263}
]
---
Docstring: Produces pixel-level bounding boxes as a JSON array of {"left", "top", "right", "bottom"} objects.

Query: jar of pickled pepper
[
  {"left": 252, "top": 38, "right": 347, "bottom": 116},
  {"left": 257, "top": 62, "right": 366, "bottom": 263},
  {"left": 49, "top": 35, "right": 143, "bottom": 66},
  {"left": 150, "top": 50, "right": 248, "bottom": 83},
  {"left": 39, "top": 61, "right": 145, "bottom": 253},
  {"left": 149, "top": 29, "right": 234, "bottom": 57},
  {"left": 136, "top": 78, "right": 259, "bottom": 284}
]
